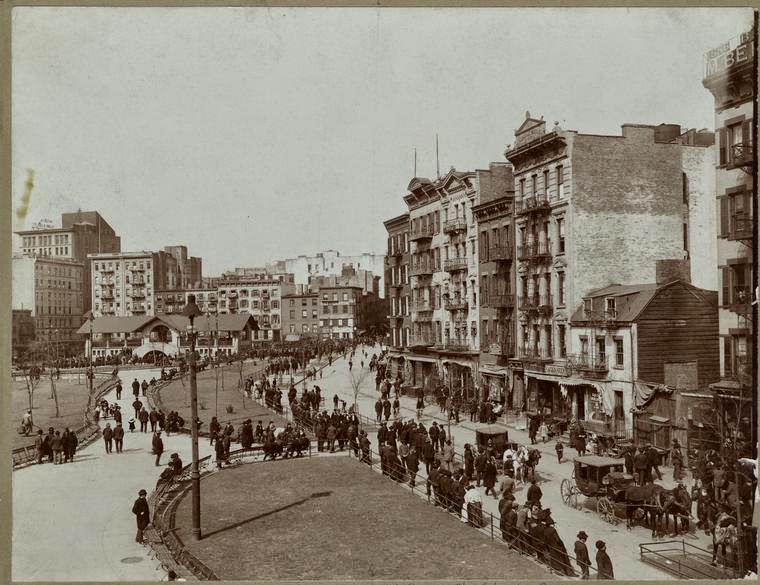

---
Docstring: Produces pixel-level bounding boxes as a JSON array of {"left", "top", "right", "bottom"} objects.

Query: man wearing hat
[
  {"left": 152, "top": 431, "right": 164, "bottom": 466},
  {"left": 132, "top": 489, "right": 150, "bottom": 544},
  {"left": 595, "top": 540, "right": 614, "bottom": 580},
  {"left": 574, "top": 531, "right": 590, "bottom": 579}
]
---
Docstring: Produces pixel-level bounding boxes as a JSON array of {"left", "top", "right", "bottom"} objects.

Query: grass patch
[
  {"left": 174, "top": 456, "right": 550, "bottom": 580},
  {"left": 156, "top": 362, "right": 288, "bottom": 429},
  {"left": 10, "top": 377, "right": 92, "bottom": 450}
]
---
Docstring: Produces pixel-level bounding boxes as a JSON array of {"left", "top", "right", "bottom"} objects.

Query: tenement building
[
  {"left": 12, "top": 254, "right": 85, "bottom": 350},
  {"left": 504, "top": 113, "right": 716, "bottom": 425},
  {"left": 384, "top": 213, "right": 411, "bottom": 378},
  {"left": 399, "top": 164, "right": 512, "bottom": 401},
  {"left": 473, "top": 164, "right": 516, "bottom": 404},
  {"left": 318, "top": 285, "right": 367, "bottom": 340},
  {"left": 281, "top": 289, "right": 321, "bottom": 340},
  {"left": 89, "top": 250, "right": 179, "bottom": 318},
  {"left": 268, "top": 250, "right": 386, "bottom": 295},
  {"left": 14, "top": 211, "right": 121, "bottom": 342},
  {"left": 702, "top": 25, "right": 756, "bottom": 458}
]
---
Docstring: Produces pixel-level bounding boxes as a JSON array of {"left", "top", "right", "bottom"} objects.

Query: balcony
[
  {"left": 533, "top": 241, "right": 552, "bottom": 260},
  {"left": 100, "top": 267, "right": 115, "bottom": 273},
  {"left": 489, "top": 245, "right": 513, "bottom": 262},
  {"left": 131, "top": 266, "right": 146, "bottom": 272},
  {"left": 389, "top": 280, "right": 405, "bottom": 289},
  {"left": 516, "top": 194, "right": 551, "bottom": 215},
  {"left": 444, "top": 298, "right": 468, "bottom": 311},
  {"left": 410, "top": 225, "right": 434, "bottom": 241},
  {"left": 727, "top": 286, "right": 752, "bottom": 314},
  {"left": 519, "top": 349, "right": 552, "bottom": 371},
  {"left": 130, "top": 291, "right": 146, "bottom": 299},
  {"left": 538, "top": 293, "right": 553, "bottom": 314},
  {"left": 444, "top": 257, "right": 468, "bottom": 272},
  {"left": 132, "top": 307, "right": 146, "bottom": 314},
  {"left": 728, "top": 142, "right": 753, "bottom": 173},
  {"left": 411, "top": 263, "right": 433, "bottom": 277},
  {"left": 518, "top": 295, "right": 539, "bottom": 311},
  {"left": 415, "top": 312, "right": 433, "bottom": 322},
  {"left": 517, "top": 244, "right": 532, "bottom": 261},
  {"left": 567, "top": 353, "right": 608, "bottom": 379},
  {"left": 101, "top": 292, "right": 114, "bottom": 300},
  {"left": 481, "top": 337, "right": 513, "bottom": 356},
  {"left": 413, "top": 300, "right": 433, "bottom": 313},
  {"left": 409, "top": 334, "right": 435, "bottom": 347},
  {"left": 483, "top": 293, "right": 514, "bottom": 309},
  {"left": 443, "top": 217, "right": 467, "bottom": 235},
  {"left": 729, "top": 216, "right": 753, "bottom": 241},
  {"left": 438, "top": 341, "right": 471, "bottom": 353}
]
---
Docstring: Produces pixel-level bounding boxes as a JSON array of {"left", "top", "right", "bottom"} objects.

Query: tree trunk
[{"left": 50, "top": 375, "right": 60, "bottom": 418}]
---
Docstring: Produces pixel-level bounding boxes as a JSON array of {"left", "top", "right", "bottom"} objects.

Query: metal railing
[
  {"left": 444, "top": 298, "right": 468, "bottom": 311},
  {"left": 12, "top": 374, "right": 118, "bottom": 469},
  {"left": 483, "top": 293, "right": 514, "bottom": 309},
  {"left": 489, "top": 245, "right": 513, "bottom": 262},
  {"left": 444, "top": 257, "right": 468, "bottom": 272},
  {"left": 639, "top": 540, "right": 737, "bottom": 579},
  {"left": 411, "top": 263, "right": 434, "bottom": 276},
  {"left": 410, "top": 225, "right": 435, "bottom": 241},
  {"left": 443, "top": 217, "right": 467, "bottom": 234},
  {"left": 729, "top": 142, "right": 753, "bottom": 168}
]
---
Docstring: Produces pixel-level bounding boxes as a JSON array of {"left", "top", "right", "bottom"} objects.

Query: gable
[{"left": 515, "top": 117, "right": 546, "bottom": 136}]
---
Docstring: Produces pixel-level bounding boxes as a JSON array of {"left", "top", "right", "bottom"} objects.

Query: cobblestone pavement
[
  {"left": 282, "top": 344, "right": 717, "bottom": 581},
  {"left": 12, "top": 367, "right": 214, "bottom": 582}
]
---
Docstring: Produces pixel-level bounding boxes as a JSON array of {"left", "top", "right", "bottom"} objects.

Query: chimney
[{"left": 655, "top": 259, "right": 691, "bottom": 286}]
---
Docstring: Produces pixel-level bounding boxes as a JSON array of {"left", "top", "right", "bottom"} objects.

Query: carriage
[
  {"left": 560, "top": 455, "right": 635, "bottom": 524},
  {"left": 473, "top": 423, "right": 513, "bottom": 459}
]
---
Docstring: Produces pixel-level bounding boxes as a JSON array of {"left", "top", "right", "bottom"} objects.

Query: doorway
[{"left": 576, "top": 389, "right": 586, "bottom": 420}]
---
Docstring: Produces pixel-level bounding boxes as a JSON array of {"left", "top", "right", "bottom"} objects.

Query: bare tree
[
  {"left": 49, "top": 370, "right": 60, "bottom": 418},
  {"left": 347, "top": 366, "right": 372, "bottom": 418}
]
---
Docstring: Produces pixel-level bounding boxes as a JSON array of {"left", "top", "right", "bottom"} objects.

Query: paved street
[
  {"left": 285, "top": 345, "right": 715, "bottom": 581},
  {"left": 12, "top": 367, "right": 212, "bottom": 582}
]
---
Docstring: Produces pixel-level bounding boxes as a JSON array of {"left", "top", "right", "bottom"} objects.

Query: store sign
[
  {"left": 545, "top": 365, "right": 569, "bottom": 377},
  {"left": 703, "top": 31, "right": 754, "bottom": 79}
]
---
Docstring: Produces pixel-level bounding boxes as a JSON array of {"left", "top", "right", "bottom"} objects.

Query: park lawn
[
  {"left": 155, "top": 361, "right": 288, "bottom": 429},
  {"left": 173, "top": 456, "right": 551, "bottom": 580},
  {"left": 10, "top": 377, "right": 92, "bottom": 450}
]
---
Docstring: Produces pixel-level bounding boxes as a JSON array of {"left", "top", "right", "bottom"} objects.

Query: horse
[
  {"left": 657, "top": 488, "right": 692, "bottom": 536},
  {"left": 262, "top": 438, "right": 284, "bottom": 460},
  {"left": 624, "top": 483, "right": 666, "bottom": 537}
]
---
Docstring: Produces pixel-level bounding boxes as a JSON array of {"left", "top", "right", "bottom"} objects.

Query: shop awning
[
  {"left": 649, "top": 415, "right": 670, "bottom": 424},
  {"left": 480, "top": 366, "right": 509, "bottom": 377},
  {"left": 443, "top": 358, "right": 475, "bottom": 369},
  {"left": 407, "top": 355, "right": 438, "bottom": 364}
]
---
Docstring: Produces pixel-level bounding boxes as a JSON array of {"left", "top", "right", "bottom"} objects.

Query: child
[
  {"left": 128, "top": 418, "right": 136, "bottom": 432},
  {"left": 555, "top": 439, "right": 564, "bottom": 463},
  {"left": 539, "top": 421, "right": 549, "bottom": 443}
]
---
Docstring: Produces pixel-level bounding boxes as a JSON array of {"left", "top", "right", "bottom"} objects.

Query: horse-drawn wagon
[{"left": 560, "top": 455, "right": 635, "bottom": 524}]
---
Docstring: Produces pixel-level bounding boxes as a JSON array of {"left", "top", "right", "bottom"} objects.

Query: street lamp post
[{"left": 182, "top": 295, "right": 203, "bottom": 541}]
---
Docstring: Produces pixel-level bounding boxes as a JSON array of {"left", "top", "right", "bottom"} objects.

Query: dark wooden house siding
[{"left": 636, "top": 283, "right": 720, "bottom": 386}]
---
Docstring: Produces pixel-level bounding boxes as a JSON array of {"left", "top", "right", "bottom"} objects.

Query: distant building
[
  {"left": 164, "top": 245, "right": 203, "bottom": 289},
  {"left": 154, "top": 287, "right": 218, "bottom": 315},
  {"left": 12, "top": 309, "right": 36, "bottom": 358},
  {"left": 317, "top": 285, "right": 367, "bottom": 340},
  {"left": 269, "top": 250, "right": 386, "bottom": 296},
  {"left": 12, "top": 254, "right": 85, "bottom": 350},
  {"left": 281, "top": 291, "right": 321, "bottom": 340},
  {"left": 216, "top": 272, "right": 296, "bottom": 341},
  {"left": 309, "top": 265, "right": 380, "bottom": 297},
  {"left": 383, "top": 212, "right": 411, "bottom": 370},
  {"left": 78, "top": 313, "right": 258, "bottom": 361},
  {"left": 15, "top": 210, "right": 120, "bottom": 315},
  {"left": 88, "top": 250, "right": 179, "bottom": 318}
]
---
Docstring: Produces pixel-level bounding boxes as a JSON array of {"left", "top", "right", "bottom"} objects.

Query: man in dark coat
[
  {"left": 152, "top": 431, "right": 164, "bottom": 466},
  {"left": 429, "top": 422, "right": 440, "bottom": 453},
  {"left": 634, "top": 447, "right": 648, "bottom": 486},
  {"left": 595, "top": 540, "right": 614, "bottom": 580},
  {"left": 139, "top": 408, "right": 149, "bottom": 433},
  {"left": 149, "top": 409, "right": 159, "bottom": 433},
  {"left": 132, "top": 398, "right": 143, "bottom": 420},
  {"left": 141, "top": 379, "right": 148, "bottom": 396},
  {"left": 382, "top": 398, "right": 392, "bottom": 422},
  {"left": 116, "top": 382, "right": 122, "bottom": 400},
  {"left": 374, "top": 399, "right": 383, "bottom": 422},
  {"left": 113, "top": 423, "right": 125, "bottom": 453},
  {"left": 527, "top": 478, "right": 543, "bottom": 507},
  {"left": 240, "top": 420, "right": 253, "bottom": 450},
  {"left": 500, "top": 493, "right": 517, "bottom": 543},
  {"left": 623, "top": 447, "right": 634, "bottom": 476},
  {"left": 102, "top": 423, "right": 114, "bottom": 454},
  {"left": 406, "top": 446, "right": 419, "bottom": 487},
  {"left": 646, "top": 443, "right": 662, "bottom": 481},
  {"left": 132, "top": 379, "right": 140, "bottom": 398},
  {"left": 422, "top": 438, "right": 436, "bottom": 475},
  {"left": 215, "top": 435, "right": 226, "bottom": 468},
  {"left": 132, "top": 489, "right": 150, "bottom": 543},
  {"left": 574, "top": 531, "right": 591, "bottom": 579}
]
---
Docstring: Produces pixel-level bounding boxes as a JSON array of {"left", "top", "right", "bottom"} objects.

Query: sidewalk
[{"left": 12, "top": 367, "right": 212, "bottom": 582}]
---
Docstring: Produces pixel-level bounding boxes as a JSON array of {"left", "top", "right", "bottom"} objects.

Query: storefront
[
  {"left": 480, "top": 366, "right": 509, "bottom": 404},
  {"left": 443, "top": 358, "right": 477, "bottom": 401},
  {"left": 407, "top": 355, "right": 439, "bottom": 390}
]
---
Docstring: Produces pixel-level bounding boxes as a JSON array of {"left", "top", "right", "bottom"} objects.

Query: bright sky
[{"left": 11, "top": 7, "right": 754, "bottom": 275}]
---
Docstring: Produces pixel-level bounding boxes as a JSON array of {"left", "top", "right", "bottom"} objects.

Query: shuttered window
[
  {"left": 718, "top": 127, "right": 727, "bottom": 166},
  {"left": 722, "top": 267, "right": 732, "bottom": 305},
  {"left": 720, "top": 197, "right": 729, "bottom": 237}
]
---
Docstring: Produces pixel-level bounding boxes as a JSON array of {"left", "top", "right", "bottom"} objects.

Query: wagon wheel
[
  {"left": 597, "top": 496, "right": 618, "bottom": 524},
  {"left": 561, "top": 478, "right": 577, "bottom": 508}
]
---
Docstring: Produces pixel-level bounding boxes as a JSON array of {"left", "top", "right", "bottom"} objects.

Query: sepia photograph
[{"left": 5, "top": 5, "right": 758, "bottom": 583}]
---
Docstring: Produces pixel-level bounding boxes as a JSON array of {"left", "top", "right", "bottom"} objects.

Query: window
[
  {"left": 614, "top": 337, "right": 624, "bottom": 367},
  {"left": 312, "top": 309, "right": 317, "bottom": 319},
  {"left": 545, "top": 325, "right": 553, "bottom": 357},
  {"left": 301, "top": 309, "right": 307, "bottom": 318},
  {"left": 543, "top": 169, "right": 549, "bottom": 197},
  {"left": 556, "top": 165, "right": 564, "bottom": 198},
  {"left": 596, "top": 336, "right": 606, "bottom": 364},
  {"left": 683, "top": 223, "right": 688, "bottom": 252},
  {"left": 580, "top": 336, "right": 589, "bottom": 357},
  {"left": 289, "top": 299, "right": 295, "bottom": 307},
  {"left": 531, "top": 174, "right": 537, "bottom": 195},
  {"left": 557, "top": 219, "right": 565, "bottom": 254},
  {"left": 605, "top": 297, "right": 616, "bottom": 316},
  {"left": 519, "top": 179, "right": 525, "bottom": 197},
  {"left": 558, "top": 272, "right": 566, "bottom": 306},
  {"left": 558, "top": 325, "right": 566, "bottom": 358}
]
